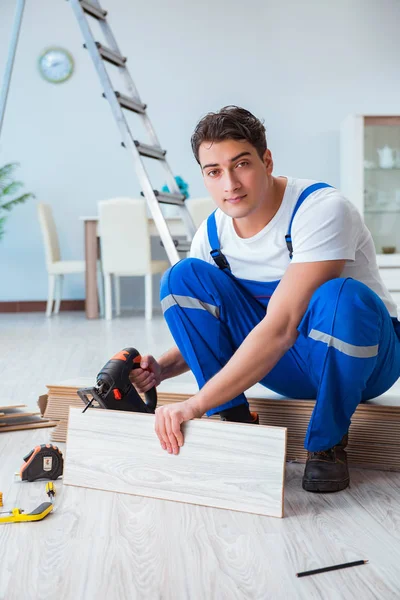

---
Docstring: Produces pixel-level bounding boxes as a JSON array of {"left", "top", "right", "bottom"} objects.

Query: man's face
[{"left": 198, "top": 139, "right": 273, "bottom": 219}]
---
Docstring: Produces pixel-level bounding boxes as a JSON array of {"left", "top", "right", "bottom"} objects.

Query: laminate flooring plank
[
  {"left": 283, "top": 468, "right": 400, "bottom": 599},
  {"left": 3, "top": 315, "right": 400, "bottom": 599},
  {"left": 64, "top": 408, "right": 287, "bottom": 518},
  {"left": 2, "top": 428, "right": 400, "bottom": 599},
  {"left": 346, "top": 468, "right": 400, "bottom": 539}
]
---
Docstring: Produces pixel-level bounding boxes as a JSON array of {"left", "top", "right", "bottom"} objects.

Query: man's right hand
[{"left": 129, "top": 355, "right": 162, "bottom": 393}]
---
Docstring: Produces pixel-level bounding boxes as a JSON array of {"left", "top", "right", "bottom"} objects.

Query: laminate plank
[
  {"left": 3, "top": 417, "right": 400, "bottom": 598},
  {"left": 283, "top": 469, "right": 400, "bottom": 599},
  {"left": 0, "top": 412, "right": 41, "bottom": 420},
  {"left": 64, "top": 407, "right": 287, "bottom": 517},
  {"left": 0, "top": 421, "right": 57, "bottom": 433},
  {"left": 3, "top": 314, "right": 400, "bottom": 598}
]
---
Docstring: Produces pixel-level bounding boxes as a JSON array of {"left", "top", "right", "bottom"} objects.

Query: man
[{"left": 130, "top": 106, "right": 400, "bottom": 493}]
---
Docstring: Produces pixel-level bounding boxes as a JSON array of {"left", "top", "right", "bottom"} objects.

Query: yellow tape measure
[{"left": 0, "top": 502, "right": 53, "bottom": 523}]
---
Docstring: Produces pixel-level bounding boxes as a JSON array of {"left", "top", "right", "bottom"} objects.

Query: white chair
[
  {"left": 37, "top": 203, "right": 104, "bottom": 317},
  {"left": 185, "top": 196, "right": 215, "bottom": 229},
  {"left": 98, "top": 197, "right": 169, "bottom": 320}
]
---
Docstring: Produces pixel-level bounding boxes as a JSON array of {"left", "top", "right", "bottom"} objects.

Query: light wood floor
[{"left": 1, "top": 312, "right": 400, "bottom": 599}]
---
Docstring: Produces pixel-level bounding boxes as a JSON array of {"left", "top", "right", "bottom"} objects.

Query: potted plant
[{"left": 0, "top": 162, "right": 34, "bottom": 240}]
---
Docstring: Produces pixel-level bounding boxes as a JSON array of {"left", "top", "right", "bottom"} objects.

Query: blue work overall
[{"left": 160, "top": 183, "right": 400, "bottom": 451}]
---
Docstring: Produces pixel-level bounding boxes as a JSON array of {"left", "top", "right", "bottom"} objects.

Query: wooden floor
[{"left": 1, "top": 312, "right": 400, "bottom": 599}]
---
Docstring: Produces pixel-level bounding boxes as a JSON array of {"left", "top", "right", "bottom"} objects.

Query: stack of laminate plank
[
  {"left": 41, "top": 382, "right": 400, "bottom": 471},
  {"left": 0, "top": 404, "right": 57, "bottom": 433},
  {"left": 42, "top": 379, "right": 94, "bottom": 442},
  {"left": 157, "top": 392, "right": 400, "bottom": 471}
]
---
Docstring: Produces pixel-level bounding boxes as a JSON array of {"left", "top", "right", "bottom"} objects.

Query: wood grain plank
[
  {"left": 0, "top": 412, "right": 41, "bottom": 420},
  {"left": 64, "top": 407, "right": 287, "bottom": 518},
  {"left": 0, "top": 421, "right": 57, "bottom": 433}
]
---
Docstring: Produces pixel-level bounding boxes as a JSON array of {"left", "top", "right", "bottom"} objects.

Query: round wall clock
[{"left": 38, "top": 48, "right": 74, "bottom": 84}]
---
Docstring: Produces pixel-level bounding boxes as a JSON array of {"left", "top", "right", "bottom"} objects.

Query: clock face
[{"left": 38, "top": 48, "right": 74, "bottom": 83}]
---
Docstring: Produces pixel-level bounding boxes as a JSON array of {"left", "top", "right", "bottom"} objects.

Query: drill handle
[{"left": 130, "top": 354, "right": 157, "bottom": 412}]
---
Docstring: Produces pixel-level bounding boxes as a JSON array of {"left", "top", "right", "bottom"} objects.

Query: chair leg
[
  {"left": 104, "top": 273, "right": 113, "bottom": 320},
  {"left": 46, "top": 274, "right": 56, "bottom": 317},
  {"left": 54, "top": 275, "right": 63, "bottom": 314},
  {"left": 97, "top": 263, "right": 105, "bottom": 318},
  {"left": 145, "top": 274, "right": 152, "bottom": 320},
  {"left": 114, "top": 275, "right": 121, "bottom": 317}
]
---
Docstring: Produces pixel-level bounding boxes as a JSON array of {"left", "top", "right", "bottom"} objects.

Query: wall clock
[{"left": 38, "top": 47, "right": 74, "bottom": 84}]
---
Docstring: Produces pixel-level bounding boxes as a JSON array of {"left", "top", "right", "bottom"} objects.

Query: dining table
[{"left": 80, "top": 216, "right": 186, "bottom": 318}]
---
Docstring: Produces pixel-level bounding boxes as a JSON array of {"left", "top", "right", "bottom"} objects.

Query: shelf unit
[{"left": 341, "top": 115, "right": 400, "bottom": 312}]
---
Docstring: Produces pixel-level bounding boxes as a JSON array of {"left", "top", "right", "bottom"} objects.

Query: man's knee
[
  {"left": 312, "top": 277, "right": 381, "bottom": 315},
  {"left": 300, "top": 277, "right": 383, "bottom": 340},
  {"left": 160, "top": 257, "right": 213, "bottom": 297}
]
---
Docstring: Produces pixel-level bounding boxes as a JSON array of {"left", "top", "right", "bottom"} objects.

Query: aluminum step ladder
[{"left": 69, "top": 0, "right": 196, "bottom": 265}]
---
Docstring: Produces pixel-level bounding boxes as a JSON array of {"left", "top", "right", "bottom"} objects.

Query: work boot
[
  {"left": 219, "top": 404, "right": 259, "bottom": 424},
  {"left": 302, "top": 434, "right": 349, "bottom": 493}
]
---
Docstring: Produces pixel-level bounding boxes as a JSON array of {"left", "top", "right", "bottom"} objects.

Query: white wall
[{"left": 1, "top": 0, "right": 400, "bottom": 305}]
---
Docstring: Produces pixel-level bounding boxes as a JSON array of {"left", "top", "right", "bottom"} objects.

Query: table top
[
  {"left": 79, "top": 216, "right": 182, "bottom": 223},
  {"left": 80, "top": 216, "right": 186, "bottom": 237}
]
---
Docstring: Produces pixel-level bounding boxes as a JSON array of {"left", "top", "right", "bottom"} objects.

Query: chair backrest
[
  {"left": 185, "top": 196, "right": 215, "bottom": 229},
  {"left": 37, "top": 203, "right": 61, "bottom": 266},
  {"left": 99, "top": 197, "right": 151, "bottom": 275}
]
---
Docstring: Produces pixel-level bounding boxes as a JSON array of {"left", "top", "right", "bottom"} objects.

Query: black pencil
[{"left": 296, "top": 559, "right": 368, "bottom": 578}]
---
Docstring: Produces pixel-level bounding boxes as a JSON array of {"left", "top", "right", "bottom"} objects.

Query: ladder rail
[
  {"left": 70, "top": 0, "right": 186, "bottom": 264},
  {"left": 84, "top": 1, "right": 188, "bottom": 203},
  {"left": 0, "top": 0, "right": 26, "bottom": 139},
  {"left": 88, "top": 0, "right": 143, "bottom": 107}
]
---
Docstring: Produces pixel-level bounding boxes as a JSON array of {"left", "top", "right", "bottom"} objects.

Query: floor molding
[{"left": 0, "top": 300, "right": 85, "bottom": 313}]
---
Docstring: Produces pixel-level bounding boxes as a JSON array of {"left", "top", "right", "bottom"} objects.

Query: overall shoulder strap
[
  {"left": 207, "top": 210, "right": 231, "bottom": 271},
  {"left": 285, "top": 182, "right": 333, "bottom": 259}
]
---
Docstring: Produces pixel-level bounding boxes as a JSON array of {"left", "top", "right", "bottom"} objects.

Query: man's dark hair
[{"left": 191, "top": 106, "right": 267, "bottom": 165}]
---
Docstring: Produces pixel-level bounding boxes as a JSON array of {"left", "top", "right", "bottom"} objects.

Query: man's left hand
[{"left": 155, "top": 399, "right": 203, "bottom": 454}]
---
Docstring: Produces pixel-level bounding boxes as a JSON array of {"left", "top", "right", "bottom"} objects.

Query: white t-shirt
[{"left": 190, "top": 176, "right": 398, "bottom": 318}]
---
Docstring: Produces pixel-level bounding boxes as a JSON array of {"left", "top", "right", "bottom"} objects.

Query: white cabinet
[{"left": 341, "top": 115, "right": 400, "bottom": 311}]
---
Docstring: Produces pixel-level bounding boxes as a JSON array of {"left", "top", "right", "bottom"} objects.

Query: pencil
[{"left": 296, "top": 559, "right": 368, "bottom": 578}]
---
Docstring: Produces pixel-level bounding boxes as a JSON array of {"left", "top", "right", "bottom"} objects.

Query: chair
[
  {"left": 98, "top": 197, "right": 169, "bottom": 320},
  {"left": 37, "top": 203, "right": 104, "bottom": 317},
  {"left": 185, "top": 196, "right": 215, "bottom": 229}
]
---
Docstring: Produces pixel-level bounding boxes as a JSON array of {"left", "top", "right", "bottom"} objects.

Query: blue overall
[{"left": 160, "top": 183, "right": 400, "bottom": 451}]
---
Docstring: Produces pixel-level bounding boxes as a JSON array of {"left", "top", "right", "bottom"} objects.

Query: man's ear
[{"left": 262, "top": 148, "right": 273, "bottom": 172}]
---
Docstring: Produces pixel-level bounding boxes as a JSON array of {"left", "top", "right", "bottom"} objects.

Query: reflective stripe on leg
[
  {"left": 308, "top": 329, "right": 379, "bottom": 358},
  {"left": 161, "top": 294, "right": 219, "bottom": 318}
]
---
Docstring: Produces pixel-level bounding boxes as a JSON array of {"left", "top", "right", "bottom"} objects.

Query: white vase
[{"left": 377, "top": 146, "right": 395, "bottom": 169}]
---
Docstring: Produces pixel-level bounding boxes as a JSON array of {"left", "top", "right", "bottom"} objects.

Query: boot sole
[{"left": 302, "top": 478, "right": 350, "bottom": 493}]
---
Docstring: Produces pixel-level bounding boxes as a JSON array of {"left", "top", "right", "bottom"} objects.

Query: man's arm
[
  {"left": 159, "top": 346, "right": 190, "bottom": 380},
  {"left": 188, "top": 259, "right": 346, "bottom": 415}
]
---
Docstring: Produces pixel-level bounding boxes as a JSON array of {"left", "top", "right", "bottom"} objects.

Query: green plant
[{"left": 0, "top": 162, "right": 35, "bottom": 240}]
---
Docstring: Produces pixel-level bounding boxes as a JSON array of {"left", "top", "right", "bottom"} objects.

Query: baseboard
[{"left": 0, "top": 300, "right": 85, "bottom": 313}]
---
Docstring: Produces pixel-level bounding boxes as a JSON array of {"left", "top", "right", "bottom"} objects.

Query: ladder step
[
  {"left": 134, "top": 141, "right": 166, "bottom": 160},
  {"left": 175, "top": 240, "right": 191, "bottom": 252},
  {"left": 79, "top": 0, "right": 107, "bottom": 20},
  {"left": 141, "top": 190, "right": 185, "bottom": 206},
  {"left": 161, "top": 239, "right": 191, "bottom": 252},
  {"left": 84, "top": 42, "right": 127, "bottom": 67},
  {"left": 115, "top": 92, "right": 146, "bottom": 114}
]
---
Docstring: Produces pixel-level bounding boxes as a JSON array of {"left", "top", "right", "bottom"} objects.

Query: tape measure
[
  {"left": 0, "top": 502, "right": 53, "bottom": 524},
  {"left": 19, "top": 444, "right": 64, "bottom": 482}
]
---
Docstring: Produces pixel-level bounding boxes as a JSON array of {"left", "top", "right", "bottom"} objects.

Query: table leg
[{"left": 84, "top": 220, "right": 99, "bottom": 319}]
